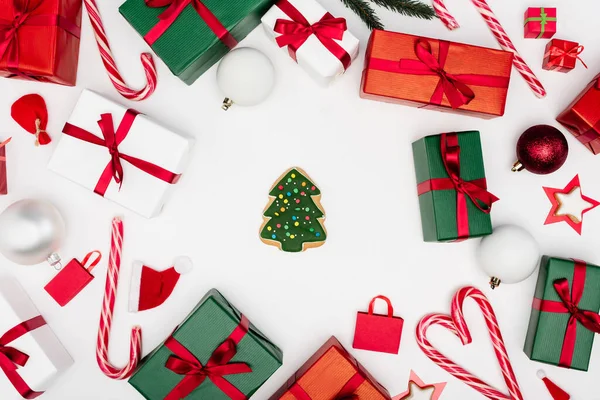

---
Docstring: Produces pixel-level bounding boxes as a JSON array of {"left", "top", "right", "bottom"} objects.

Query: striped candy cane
[
  {"left": 433, "top": 0, "right": 546, "bottom": 99},
  {"left": 96, "top": 217, "right": 142, "bottom": 380},
  {"left": 83, "top": 0, "right": 157, "bottom": 101},
  {"left": 416, "top": 286, "right": 523, "bottom": 400}
]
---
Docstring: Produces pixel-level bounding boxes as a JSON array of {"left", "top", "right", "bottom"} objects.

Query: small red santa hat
[
  {"left": 129, "top": 256, "right": 193, "bottom": 313},
  {"left": 537, "top": 370, "right": 570, "bottom": 400}
]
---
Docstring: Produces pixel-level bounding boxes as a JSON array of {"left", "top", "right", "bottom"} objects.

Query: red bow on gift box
[
  {"left": 164, "top": 315, "right": 252, "bottom": 400},
  {"left": 0, "top": 316, "right": 47, "bottom": 399},
  {"left": 0, "top": 0, "right": 80, "bottom": 80},
  {"left": 62, "top": 110, "right": 181, "bottom": 196},
  {"left": 274, "top": 0, "right": 351, "bottom": 69},
  {"left": 144, "top": 0, "right": 237, "bottom": 48}
]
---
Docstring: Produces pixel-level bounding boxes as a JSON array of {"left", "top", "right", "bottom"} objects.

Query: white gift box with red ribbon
[
  {"left": 261, "top": 0, "right": 359, "bottom": 86},
  {"left": 48, "top": 90, "right": 193, "bottom": 218},
  {"left": 0, "top": 277, "right": 73, "bottom": 399}
]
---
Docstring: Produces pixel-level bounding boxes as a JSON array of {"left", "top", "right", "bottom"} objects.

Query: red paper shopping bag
[
  {"left": 353, "top": 295, "right": 404, "bottom": 354},
  {"left": 44, "top": 251, "right": 101, "bottom": 306}
]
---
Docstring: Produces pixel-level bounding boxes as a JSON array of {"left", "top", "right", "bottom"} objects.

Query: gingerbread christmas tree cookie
[{"left": 260, "top": 167, "right": 326, "bottom": 252}]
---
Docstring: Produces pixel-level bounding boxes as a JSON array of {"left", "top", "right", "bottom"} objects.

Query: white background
[{"left": 1, "top": 0, "right": 599, "bottom": 399}]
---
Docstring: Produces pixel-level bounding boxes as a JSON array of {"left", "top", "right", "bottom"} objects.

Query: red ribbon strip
[
  {"left": 0, "top": 315, "right": 47, "bottom": 399},
  {"left": 417, "top": 133, "right": 498, "bottom": 240},
  {"left": 164, "top": 314, "right": 251, "bottom": 400},
  {"left": 545, "top": 44, "right": 587, "bottom": 69},
  {"left": 0, "top": 0, "right": 81, "bottom": 78},
  {"left": 274, "top": 0, "right": 350, "bottom": 70},
  {"left": 62, "top": 110, "right": 181, "bottom": 197},
  {"left": 289, "top": 371, "right": 365, "bottom": 400},
  {"left": 367, "top": 39, "right": 509, "bottom": 109},
  {"left": 533, "top": 260, "right": 600, "bottom": 368},
  {"left": 144, "top": 0, "right": 237, "bottom": 48}
]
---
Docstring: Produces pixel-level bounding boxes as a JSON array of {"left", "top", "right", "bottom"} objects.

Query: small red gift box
[
  {"left": 543, "top": 39, "right": 586, "bottom": 73},
  {"left": 0, "top": 0, "right": 82, "bottom": 85},
  {"left": 44, "top": 251, "right": 101, "bottom": 306},
  {"left": 524, "top": 7, "right": 556, "bottom": 39},
  {"left": 353, "top": 295, "right": 403, "bottom": 354}
]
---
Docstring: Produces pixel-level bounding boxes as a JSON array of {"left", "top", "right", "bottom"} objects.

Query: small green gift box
[
  {"left": 524, "top": 256, "right": 600, "bottom": 371},
  {"left": 129, "top": 288, "right": 283, "bottom": 399},
  {"left": 412, "top": 131, "right": 498, "bottom": 242},
  {"left": 119, "top": 0, "right": 275, "bottom": 85}
]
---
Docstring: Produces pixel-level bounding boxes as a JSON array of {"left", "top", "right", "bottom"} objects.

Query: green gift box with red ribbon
[
  {"left": 412, "top": 131, "right": 498, "bottom": 242},
  {"left": 524, "top": 257, "right": 600, "bottom": 371},
  {"left": 129, "top": 288, "right": 283, "bottom": 399},
  {"left": 119, "top": 0, "right": 275, "bottom": 85}
]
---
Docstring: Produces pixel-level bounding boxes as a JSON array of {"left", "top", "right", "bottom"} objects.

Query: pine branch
[
  {"left": 370, "top": 0, "right": 436, "bottom": 20},
  {"left": 340, "top": 0, "right": 384, "bottom": 30}
]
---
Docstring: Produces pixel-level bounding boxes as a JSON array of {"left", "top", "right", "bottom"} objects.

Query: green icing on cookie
[{"left": 260, "top": 167, "right": 326, "bottom": 253}]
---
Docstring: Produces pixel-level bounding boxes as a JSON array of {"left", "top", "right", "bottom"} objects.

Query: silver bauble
[{"left": 0, "top": 199, "right": 66, "bottom": 266}]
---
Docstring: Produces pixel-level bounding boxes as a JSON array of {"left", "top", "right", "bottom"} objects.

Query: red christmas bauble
[{"left": 512, "top": 125, "right": 568, "bottom": 175}]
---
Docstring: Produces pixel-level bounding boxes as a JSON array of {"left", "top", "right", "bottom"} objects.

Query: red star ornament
[
  {"left": 543, "top": 175, "right": 600, "bottom": 235},
  {"left": 393, "top": 370, "right": 446, "bottom": 400}
]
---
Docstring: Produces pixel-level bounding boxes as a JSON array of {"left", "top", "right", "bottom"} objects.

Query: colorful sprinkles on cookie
[{"left": 260, "top": 167, "right": 326, "bottom": 252}]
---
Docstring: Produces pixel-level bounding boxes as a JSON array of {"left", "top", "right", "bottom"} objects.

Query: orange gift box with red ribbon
[
  {"left": 0, "top": 0, "right": 82, "bottom": 85},
  {"left": 360, "top": 30, "right": 514, "bottom": 119},
  {"left": 270, "top": 336, "right": 391, "bottom": 400}
]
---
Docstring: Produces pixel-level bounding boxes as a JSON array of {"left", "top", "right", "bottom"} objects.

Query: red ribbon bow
[
  {"left": 144, "top": 0, "right": 237, "bottom": 48},
  {"left": 274, "top": 0, "right": 351, "bottom": 69},
  {"left": 534, "top": 260, "right": 600, "bottom": 368},
  {"left": 164, "top": 315, "right": 251, "bottom": 400},
  {"left": 0, "top": 315, "right": 47, "bottom": 399},
  {"left": 408, "top": 39, "right": 476, "bottom": 108},
  {"left": 417, "top": 133, "right": 498, "bottom": 240},
  {"left": 0, "top": 0, "right": 80, "bottom": 79},
  {"left": 546, "top": 43, "right": 587, "bottom": 69},
  {"left": 62, "top": 110, "right": 181, "bottom": 197}
]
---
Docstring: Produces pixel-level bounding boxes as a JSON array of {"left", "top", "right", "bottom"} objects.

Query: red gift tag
[
  {"left": 44, "top": 251, "right": 102, "bottom": 307},
  {"left": 353, "top": 295, "right": 404, "bottom": 354}
]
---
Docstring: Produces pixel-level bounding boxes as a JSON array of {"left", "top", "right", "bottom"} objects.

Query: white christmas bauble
[
  {"left": 0, "top": 199, "right": 65, "bottom": 266},
  {"left": 217, "top": 47, "right": 275, "bottom": 110},
  {"left": 476, "top": 225, "right": 540, "bottom": 289}
]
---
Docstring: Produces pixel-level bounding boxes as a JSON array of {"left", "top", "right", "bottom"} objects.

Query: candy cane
[
  {"left": 433, "top": 0, "right": 546, "bottom": 99},
  {"left": 83, "top": 0, "right": 157, "bottom": 101},
  {"left": 416, "top": 287, "right": 523, "bottom": 400},
  {"left": 96, "top": 217, "right": 142, "bottom": 380}
]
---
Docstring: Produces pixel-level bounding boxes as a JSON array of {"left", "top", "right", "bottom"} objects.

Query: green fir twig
[
  {"left": 340, "top": 0, "right": 384, "bottom": 30},
  {"left": 369, "top": 0, "right": 436, "bottom": 20}
]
